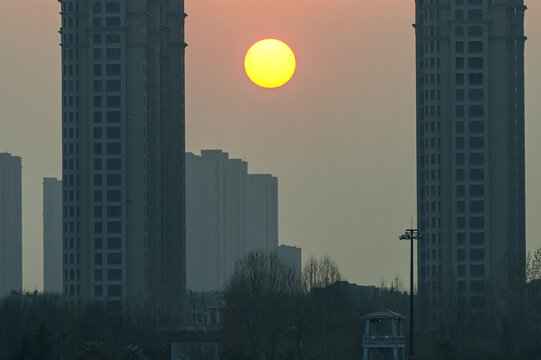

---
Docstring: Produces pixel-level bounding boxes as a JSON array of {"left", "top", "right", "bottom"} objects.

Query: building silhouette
[
  {"left": 415, "top": 1, "right": 526, "bottom": 307},
  {"left": 185, "top": 150, "right": 279, "bottom": 291},
  {"left": 59, "top": 0, "right": 186, "bottom": 322},
  {"left": 43, "top": 178, "right": 63, "bottom": 294},
  {"left": 277, "top": 245, "right": 302, "bottom": 279},
  {"left": 0, "top": 153, "right": 22, "bottom": 297}
]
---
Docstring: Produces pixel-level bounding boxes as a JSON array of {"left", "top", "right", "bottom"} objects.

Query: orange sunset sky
[{"left": 0, "top": 0, "right": 540, "bottom": 290}]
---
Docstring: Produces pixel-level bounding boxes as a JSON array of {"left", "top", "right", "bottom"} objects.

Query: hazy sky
[{"left": 1, "top": 1, "right": 540, "bottom": 291}]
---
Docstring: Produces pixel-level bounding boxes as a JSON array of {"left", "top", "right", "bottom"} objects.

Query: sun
[{"left": 245, "top": 39, "right": 296, "bottom": 88}]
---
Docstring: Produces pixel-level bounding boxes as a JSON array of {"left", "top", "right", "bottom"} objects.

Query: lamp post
[{"left": 399, "top": 228, "right": 422, "bottom": 359}]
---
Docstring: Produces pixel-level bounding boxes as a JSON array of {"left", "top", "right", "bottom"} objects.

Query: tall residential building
[
  {"left": 0, "top": 153, "right": 22, "bottom": 297},
  {"left": 186, "top": 150, "right": 278, "bottom": 291},
  {"left": 43, "top": 178, "right": 63, "bottom": 293},
  {"left": 414, "top": 1, "right": 526, "bottom": 307},
  {"left": 59, "top": 0, "right": 186, "bottom": 322},
  {"left": 277, "top": 245, "right": 302, "bottom": 280},
  {"left": 247, "top": 174, "right": 278, "bottom": 252}
]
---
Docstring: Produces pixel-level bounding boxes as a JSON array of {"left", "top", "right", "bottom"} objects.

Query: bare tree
[
  {"left": 222, "top": 252, "right": 298, "bottom": 360},
  {"left": 301, "top": 256, "right": 342, "bottom": 293}
]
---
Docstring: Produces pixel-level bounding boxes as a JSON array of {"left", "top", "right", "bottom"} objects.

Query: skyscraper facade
[
  {"left": 185, "top": 150, "right": 279, "bottom": 291},
  {"left": 60, "top": 0, "right": 186, "bottom": 322},
  {"left": 43, "top": 178, "right": 63, "bottom": 293},
  {"left": 415, "top": 0, "right": 526, "bottom": 307},
  {"left": 247, "top": 174, "right": 278, "bottom": 252},
  {"left": 0, "top": 153, "right": 22, "bottom": 297}
]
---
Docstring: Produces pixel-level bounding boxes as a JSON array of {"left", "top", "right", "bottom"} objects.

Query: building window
[
  {"left": 469, "top": 121, "right": 483, "bottom": 133},
  {"left": 470, "top": 232, "right": 485, "bottom": 245},
  {"left": 470, "top": 216, "right": 484, "bottom": 229},
  {"left": 469, "top": 89, "right": 484, "bottom": 101},
  {"left": 94, "top": 190, "right": 103, "bottom": 202},
  {"left": 470, "top": 265, "right": 485, "bottom": 277},
  {"left": 456, "top": 153, "right": 465, "bottom": 166},
  {"left": 107, "top": 237, "right": 121, "bottom": 249},
  {"left": 95, "top": 285, "right": 103, "bottom": 297},
  {"left": 94, "top": 143, "right": 102, "bottom": 155},
  {"left": 107, "top": 221, "right": 121, "bottom": 233},
  {"left": 94, "top": 237, "right": 103, "bottom": 249},
  {"left": 456, "top": 57, "right": 464, "bottom": 69},
  {"left": 107, "top": 143, "right": 121, "bottom": 154},
  {"left": 93, "top": 48, "right": 102, "bottom": 60},
  {"left": 105, "top": 1, "right": 121, "bottom": 13},
  {"left": 95, "top": 269, "right": 103, "bottom": 281},
  {"left": 93, "top": 2, "right": 102, "bottom": 13},
  {"left": 106, "top": 48, "right": 121, "bottom": 60},
  {"left": 470, "top": 280, "right": 485, "bottom": 292},
  {"left": 106, "top": 111, "right": 121, "bottom": 123},
  {"left": 457, "top": 217, "right": 465, "bottom": 229},
  {"left": 107, "top": 285, "right": 122, "bottom": 297},
  {"left": 469, "top": 57, "right": 483, "bottom": 70},
  {"left": 469, "top": 73, "right": 483, "bottom": 85},
  {"left": 469, "top": 105, "right": 483, "bottom": 117},
  {"left": 94, "top": 205, "right": 103, "bottom": 217},
  {"left": 94, "top": 253, "right": 103, "bottom": 265},
  {"left": 107, "top": 269, "right": 122, "bottom": 281},
  {"left": 93, "top": 34, "right": 102, "bottom": 44},
  {"left": 93, "top": 64, "right": 102, "bottom": 76},
  {"left": 469, "top": 153, "right": 484, "bottom": 165},
  {"left": 94, "top": 158, "right": 103, "bottom": 170},
  {"left": 106, "top": 80, "right": 121, "bottom": 91},
  {"left": 456, "top": 89, "right": 465, "bottom": 102},
  {"left": 470, "top": 184, "right": 484, "bottom": 196},
  {"left": 457, "top": 281, "right": 466, "bottom": 293},
  {"left": 107, "top": 206, "right": 121, "bottom": 217},
  {"left": 469, "top": 137, "right": 484, "bottom": 149},
  {"left": 107, "top": 190, "right": 121, "bottom": 202},
  {"left": 106, "top": 33, "right": 121, "bottom": 44},
  {"left": 457, "top": 185, "right": 465, "bottom": 197},
  {"left": 106, "top": 95, "right": 121, "bottom": 107},
  {"left": 457, "top": 265, "right": 466, "bottom": 277},
  {"left": 456, "top": 169, "right": 465, "bottom": 181},
  {"left": 470, "top": 200, "right": 484, "bottom": 212},
  {"left": 470, "top": 248, "right": 485, "bottom": 261},
  {"left": 107, "top": 253, "right": 122, "bottom": 265},
  {"left": 455, "top": 26, "right": 464, "bottom": 37},
  {"left": 456, "top": 74, "right": 465, "bottom": 86},
  {"left": 107, "top": 174, "right": 121, "bottom": 186},
  {"left": 107, "top": 127, "right": 121, "bottom": 139},
  {"left": 457, "top": 201, "right": 465, "bottom": 213},
  {"left": 468, "top": 26, "right": 483, "bottom": 37},
  {"left": 456, "top": 137, "right": 465, "bottom": 149},
  {"left": 457, "top": 249, "right": 466, "bottom": 261},
  {"left": 106, "top": 64, "right": 121, "bottom": 75},
  {"left": 93, "top": 17, "right": 102, "bottom": 27},
  {"left": 457, "top": 232, "right": 465, "bottom": 245},
  {"left": 468, "top": 9, "right": 482, "bottom": 20},
  {"left": 470, "top": 169, "right": 484, "bottom": 181},
  {"left": 106, "top": 17, "right": 121, "bottom": 27},
  {"left": 455, "top": 41, "right": 464, "bottom": 53}
]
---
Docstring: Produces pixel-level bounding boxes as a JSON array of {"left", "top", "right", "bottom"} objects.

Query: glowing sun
[{"left": 244, "top": 39, "right": 296, "bottom": 88}]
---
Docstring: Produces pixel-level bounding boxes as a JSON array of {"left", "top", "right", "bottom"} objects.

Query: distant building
[
  {"left": 414, "top": 1, "right": 526, "bottom": 307},
  {"left": 247, "top": 174, "right": 278, "bottom": 252},
  {"left": 0, "top": 153, "right": 22, "bottom": 297},
  {"left": 277, "top": 245, "right": 302, "bottom": 279},
  {"left": 59, "top": 0, "right": 186, "bottom": 322},
  {"left": 43, "top": 178, "right": 63, "bottom": 293},
  {"left": 186, "top": 150, "right": 279, "bottom": 291},
  {"left": 184, "top": 290, "right": 225, "bottom": 328}
]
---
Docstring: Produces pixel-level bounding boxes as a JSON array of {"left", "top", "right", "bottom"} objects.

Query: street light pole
[{"left": 399, "top": 228, "right": 422, "bottom": 359}]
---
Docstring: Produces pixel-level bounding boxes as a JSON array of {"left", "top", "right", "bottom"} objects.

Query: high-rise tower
[
  {"left": 414, "top": 0, "right": 526, "bottom": 307},
  {"left": 43, "top": 177, "right": 63, "bottom": 293},
  {"left": 0, "top": 153, "right": 22, "bottom": 297},
  {"left": 59, "top": 0, "right": 186, "bottom": 323}
]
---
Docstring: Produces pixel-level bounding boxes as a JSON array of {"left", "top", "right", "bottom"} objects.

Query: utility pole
[{"left": 399, "top": 228, "right": 422, "bottom": 359}]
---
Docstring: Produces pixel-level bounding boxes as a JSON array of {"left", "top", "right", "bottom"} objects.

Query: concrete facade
[
  {"left": 414, "top": 0, "right": 526, "bottom": 307},
  {"left": 0, "top": 153, "right": 22, "bottom": 297},
  {"left": 43, "top": 178, "right": 63, "bottom": 293},
  {"left": 59, "top": 0, "right": 186, "bottom": 323}
]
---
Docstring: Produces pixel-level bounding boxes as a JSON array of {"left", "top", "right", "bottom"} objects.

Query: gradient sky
[{"left": 1, "top": 0, "right": 540, "bottom": 291}]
